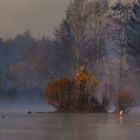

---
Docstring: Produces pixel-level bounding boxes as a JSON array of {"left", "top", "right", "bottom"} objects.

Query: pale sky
[{"left": 0, "top": 0, "right": 70, "bottom": 38}]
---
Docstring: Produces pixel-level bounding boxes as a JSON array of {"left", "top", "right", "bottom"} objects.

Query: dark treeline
[
  {"left": 0, "top": 31, "right": 71, "bottom": 101},
  {"left": 0, "top": 0, "right": 140, "bottom": 110}
]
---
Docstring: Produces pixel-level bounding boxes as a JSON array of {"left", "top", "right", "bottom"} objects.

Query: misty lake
[{"left": 0, "top": 113, "right": 140, "bottom": 140}]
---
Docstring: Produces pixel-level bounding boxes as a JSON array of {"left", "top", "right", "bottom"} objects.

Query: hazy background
[{"left": 0, "top": 0, "right": 70, "bottom": 38}]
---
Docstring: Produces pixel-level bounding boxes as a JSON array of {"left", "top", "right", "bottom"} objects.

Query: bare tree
[
  {"left": 54, "top": 0, "right": 109, "bottom": 74},
  {"left": 110, "top": 1, "right": 139, "bottom": 88},
  {"left": 116, "top": 88, "right": 134, "bottom": 112}
]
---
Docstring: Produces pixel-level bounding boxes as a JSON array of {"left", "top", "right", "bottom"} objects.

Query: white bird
[{"left": 119, "top": 110, "right": 124, "bottom": 117}]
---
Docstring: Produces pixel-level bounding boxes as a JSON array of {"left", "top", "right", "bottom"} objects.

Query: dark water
[{"left": 0, "top": 113, "right": 140, "bottom": 140}]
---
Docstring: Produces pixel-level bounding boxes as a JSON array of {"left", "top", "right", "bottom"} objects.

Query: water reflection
[
  {"left": 120, "top": 116, "right": 124, "bottom": 128},
  {"left": 0, "top": 113, "right": 139, "bottom": 140}
]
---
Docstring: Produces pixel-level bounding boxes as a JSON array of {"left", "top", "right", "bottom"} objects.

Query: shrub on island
[
  {"left": 45, "top": 67, "right": 135, "bottom": 113},
  {"left": 45, "top": 67, "right": 105, "bottom": 112}
]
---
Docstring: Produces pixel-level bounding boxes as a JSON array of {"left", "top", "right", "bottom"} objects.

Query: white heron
[{"left": 119, "top": 110, "right": 124, "bottom": 117}]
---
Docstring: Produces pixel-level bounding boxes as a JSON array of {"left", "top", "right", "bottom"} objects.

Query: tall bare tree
[
  {"left": 110, "top": 1, "right": 139, "bottom": 88},
  {"left": 54, "top": 0, "right": 109, "bottom": 74}
]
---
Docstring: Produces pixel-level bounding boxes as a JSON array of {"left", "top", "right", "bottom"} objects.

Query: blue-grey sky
[{"left": 0, "top": 0, "right": 70, "bottom": 38}]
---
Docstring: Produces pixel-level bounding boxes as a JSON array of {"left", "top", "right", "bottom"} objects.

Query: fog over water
[{"left": 0, "top": 0, "right": 70, "bottom": 38}]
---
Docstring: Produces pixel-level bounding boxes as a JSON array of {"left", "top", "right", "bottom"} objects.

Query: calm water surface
[{"left": 0, "top": 113, "right": 140, "bottom": 140}]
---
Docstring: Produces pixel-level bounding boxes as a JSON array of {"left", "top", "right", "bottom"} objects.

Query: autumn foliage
[
  {"left": 45, "top": 67, "right": 103, "bottom": 112},
  {"left": 45, "top": 77, "right": 75, "bottom": 112}
]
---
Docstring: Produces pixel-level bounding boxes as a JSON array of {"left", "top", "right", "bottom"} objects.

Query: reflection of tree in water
[
  {"left": 120, "top": 116, "right": 124, "bottom": 128},
  {"left": 45, "top": 114, "right": 99, "bottom": 140}
]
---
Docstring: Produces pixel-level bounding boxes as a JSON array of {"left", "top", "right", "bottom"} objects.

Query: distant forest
[{"left": 0, "top": 0, "right": 140, "bottom": 105}]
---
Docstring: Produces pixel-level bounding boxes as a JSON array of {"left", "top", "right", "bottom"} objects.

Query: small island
[{"left": 45, "top": 67, "right": 134, "bottom": 113}]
